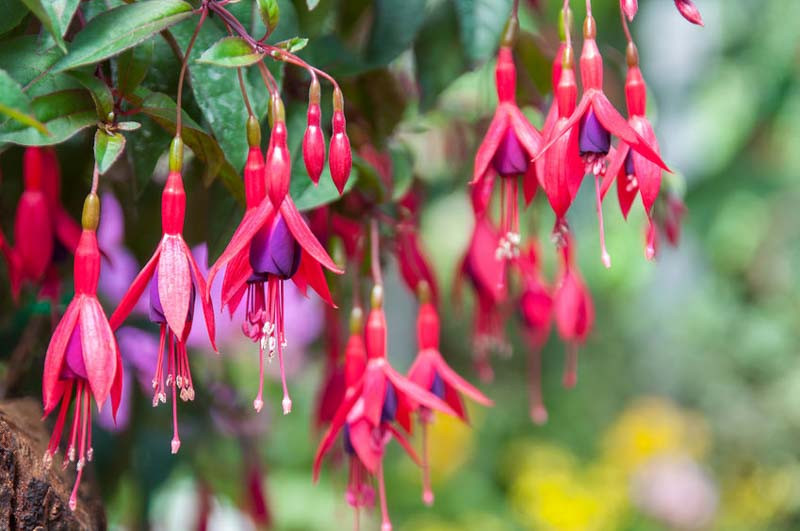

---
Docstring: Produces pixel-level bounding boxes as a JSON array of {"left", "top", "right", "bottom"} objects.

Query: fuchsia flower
[
  {"left": 515, "top": 243, "right": 553, "bottom": 424},
  {"left": 455, "top": 217, "right": 509, "bottom": 381},
  {"left": 404, "top": 284, "right": 492, "bottom": 504},
  {"left": 314, "top": 290, "right": 456, "bottom": 531},
  {"left": 41, "top": 193, "right": 123, "bottom": 511},
  {"left": 674, "top": 0, "right": 704, "bottom": 26},
  {"left": 208, "top": 105, "right": 342, "bottom": 415},
  {"left": 395, "top": 191, "right": 439, "bottom": 305},
  {"left": 602, "top": 43, "right": 665, "bottom": 260},
  {"left": 329, "top": 87, "right": 352, "bottom": 195},
  {"left": 552, "top": 227, "right": 594, "bottom": 388},
  {"left": 2, "top": 147, "right": 81, "bottom": 301},
  {"left": 303, "top": 78, "right": 326, "bottom": 185},
  {"left": 472, "top": 41, "right": 542, "bottom": 259},
  {"left": 537, "top": 16, "right": 669, "bottom": 267},
  {"left": 109, "top": 138, "right": 216, "bottom": 454}
]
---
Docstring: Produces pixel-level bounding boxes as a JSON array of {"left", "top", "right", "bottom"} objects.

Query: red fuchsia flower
[
  {"left": 109, "top": 138, "right": 216, "bottom": 454},
  {"left": 621, "top": 0, "right": 638, "bottom": 21},
  {"left": 314, "top": 290, "right": 456, "bottom": 531},
  {"left": 207, "top": 133, "right": 342, "bottom": 414},
  {"left": 329, "top": 87, "right": 352, "bottom": 195},
  {"left": 674, "top": 0, "right": 704, "bottom": 26},
  {"left": 42, "top": 192, "right": 123, "bottom": 511},
  {"left": 602, "top": 43, "right": 665, "bottom": 260},
  {"left": 314, "top": 303, "right": 346, "bottom": 430},
  {"left": 471, "top": 28, "right": 543, "bottom": 260},
  {"left": 536, "top": 16, "right": 669, "bottom": 267},
  {"left": 515, "top": 243, "right": 553, "bottom": 424},
  {"left": 404, "top": 282, "right": 492, "bottom": 505},
  {"left": 454, "top": 217, "right": 509, "bottom": 382},
  {"left": 552, "top": 227, "right": 594, "bottom": 389},
  {"left": 266, "top": 99, "right": 292, "bottom": 209},
  {"left": 303, "top": 78, "right": 326, "bottom": 185}
]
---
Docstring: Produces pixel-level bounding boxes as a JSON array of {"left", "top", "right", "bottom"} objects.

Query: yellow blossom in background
[
  {"left": 425, "top": 404, "right": 480, "bottom": 482},
  {"left": 508, "top": 442, "right": 628, "bottom": 531},
  {"left": 719, "top": 464, "right": 800, "bottom": 529},
  {"left": 601, "top": 396, "right": 710, "bottom": 474}
]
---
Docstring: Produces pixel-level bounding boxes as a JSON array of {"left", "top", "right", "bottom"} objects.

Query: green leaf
[
  {"left": 117, "top": 40, "right": 154, "bottom": 97},
  {"left": 414, "top": 0, "right": 468, "bottom": 109},
  {"left": 390, "top": 143, "right": 414, "bottom": 201},
  {"left": 0, "top": 89, "right": 96, "bottom": 145},
  {"left": 0, "top": 69, "right": 49, "bottom": 134},
  {"left": 197, "top": 37, "right": 265, "bottom": 68},
  {"left": 454, "top": 0, "right": 512, "bottom": 63},
  {"left": 94, "top": 129, "right": 126, "bottom": 174},
  {"left": 257, "top": 0, "right": 279, "bottom": 35},
  {"left": 366, "top": 0, "right": 426, "bottom": 66},
  {"left": 20, "top": 0, "right": 80, "bottom": 52},
  {"left": 0, "top": 35, "right": 81, "bottom": 97},
  {"left": 66, "top": 70, "right": 115, "bottom": 119},
  {"left": 274, "top": 36, "right": 308, "bottom": 53},
  {"left": 136, "top": 88, "right": 244, "bottom": 203},
  {"left": 306, "top": 0, "right": 320, "bottom": 10},
  {"left": 52, "top": 0, "right": 193, "bottom": 72},
  {"left": 0, "top": 0, "right": 28, "bottom": 36}
]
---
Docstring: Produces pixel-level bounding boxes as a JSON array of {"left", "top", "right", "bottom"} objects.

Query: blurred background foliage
[{"left": 1, "top": 0, "right": 799, "bottom": 529}]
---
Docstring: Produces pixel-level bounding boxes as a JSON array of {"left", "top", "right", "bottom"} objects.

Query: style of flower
[
  {"left": 42, "top": 193, "right": 123, "bottom": 511},
  {"left": 471, "top": 32, "right": 542, "bottom": 260},
  {"left": 552, "top": 227, "right": 594, "bottom": 388},
  {"left": 455, "top": 217, "right": 510, "bottom": 381},
  {"left": 207, "top": 167, "right": 342, "bottom": 415},
  {"left": 602, "top": 43, "right": 665, "bottom": 260},
  {"left": 404, "top": 282, "right": 492, "bottom": 504},
  {"left": 314, "top": 290, "right": 456, "bottom": 531},
  {"left": 516, "top": 243, "right": 553, "bottom": 424},
  {"left": 109, "top": 138, "right": 216, "bottom": 454},
  {"left": 536, "top": 16, "right": 669, "bottom": 267}
]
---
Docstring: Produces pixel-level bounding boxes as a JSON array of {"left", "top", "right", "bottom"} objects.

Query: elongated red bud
[
  {"left": 329, "top": 88, "right": 351, "bottom": 194},
  {"left": 244, "top": 146, "right": 266, "bottom": 208},
  {"left": 621, "top": 0, "right": 638, "bottom": 21},
  {"left": 161, "top": 170, "right": 186, "bottom": 235},
  {"left": 365, "top": 285, "right": 386, "bottom": 360},
  {"left": 674, "top": 0, "right": 703, "bottom": 26},
  {"left": 74, "top": 194, "right": 101, "bottom": 295},
  {"left": 303, "top": 79, "right": 325, "bottom": 185},
  {"left": 266, "top": 97, "right": 291, "bottom": 207},
  {"left": 495, "top": 47, "right": 516, "bottom": 103},
  {"left": 580, "top": 16, "right": 603, "bottom": 91},
  {"left": 416, "top": 297, "right": 440, "bottom": 351}
]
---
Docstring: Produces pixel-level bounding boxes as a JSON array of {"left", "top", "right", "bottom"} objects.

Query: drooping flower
[
  {"left": 314, "top": 290, "right": 456, "bottom": 531},
  {"left": 454, "top": 217, "right": 509, "bottom": 381},
  {"left": 472, "top": 29, "right": 543, "bottom": 260},
  {"left": 42, "top": 192, "right": 123, "bottom": 511},
  {"left": 303, "top": 78, "right": 326, "bottom": 185},
  {"left": 207, "top": 139, "right": 342, "bottom": 413},
  {"left": 516, "top": 243, "right": 553, "bottom": 424},
  {"left": 404, "top": 282, "right": 492, "bottom": 504},
  {"left": 674, "top": 0, "right": 704, "bottom": 26},
  {"left": 329, "top": 87, "right": 352, "bottom": 194},
  {"left": 552, "top": 226, "right": 594, "bottom": 388},
  {"left": 109, "top": 138, "right": 216, "bottom": 454},
  {"left": 536, "top": 16, "right": 669, "bottom": 267},
  {"left": 621, "top": 0, "right": 638, "bottom": 21},
  {"left": 395, "top": 195, "right": 439, "bottom": 304},
  {"left": 602, "top": 43, "right": 665, "bottom": 260}
]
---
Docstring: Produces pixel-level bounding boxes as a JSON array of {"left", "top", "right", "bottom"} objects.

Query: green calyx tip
[
  {"left": 333, "top": 87, "right": 344, "bottom": 112},
  {"left": 558, "top": 8, "right": 573, "bottom": 42},
  {"left": 370, "top": 285, "right": 383, "bottom": 309},
  {"left": 349, "top": 307, "right": 364, "bottom": 334},
  {"left": 501, "top": 14, "right": 519, "bottom": 48},
  {"left": 82, "top": 193, "right": 100, "bottom": 231},
  {"left": 169, "top": 136, "right": 184, "bottom": 172},
  {"left": 246, "top": 115, "right": 261, "bottom": 147},
  {"left": 309, "top": 78, "right": 321, "bottom": 105},
  {"left": 270, "top": 96, "right": 285, "bottom": 126},
  {"left": 417, "top": 281, "right": 431, "bottom": 304}
]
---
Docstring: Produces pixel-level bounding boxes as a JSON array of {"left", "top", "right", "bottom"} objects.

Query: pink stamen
[
  {"left": 420, "top": 414, "right": 434, "bottom": 506},
  {"left": 594, "top": 175, "right": 611, "bottom": 268},
  {"left": 153, "top": 324, "right": 167, "bottom": 406},
  {"left": 45, "top": 380, "right": 74, "bottom": 463},
  {"left": 168, "top": 333, "right": 180, "bottom": 454},
  {"left": 529, "top": 347, "right": 548, "bottom": 425},
  {"left": 254, "top": 339, "right": 265, "bottom": 412},
  {"left": 277, "top": 281, "right": 292, "bottom": 415},
  {"left": 64, "top": 380, "right": 83, "bottom": 468},
  {"left": 377, "top": 460, "right": 392, "bottom": 531}
]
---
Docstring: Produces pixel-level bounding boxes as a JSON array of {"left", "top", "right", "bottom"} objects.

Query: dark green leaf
[
  {"left": 454, "top": 0, "right": 511, "bottom": 63},
  {"left": 274, "top": 36, "right": 308, "bottom": 53},
  {"left": 20, "top": 0, "right": 80, "bottom": 52},
  {"left": 366, "top": 0, "right": 426, "bottom": 66},
  {"left": 125, "top": 114, "right": 170, "bottom": 197},
  {"left": 66, "top": 70, "right": 115, "bottom": 119},
  {"left": 0, "top": 69, "right": 49, "bottom": 134},
  {"left": 197, "top": 37, "right": 265, "bottom": 68},
  {"left": 0, "top": 89, "right": 95, "bottom": 145},
  {"left": 117, "top": 40, "right": 154, "bottom": 97},
  {"left": 94, "top": 129, "right": 126, "bottom": 174},
  {"left": 52, "top": 0, "right": 193, "bottom": 72},
  {"left": 0, "top": 0, "right": 28, "bottom": 36},
  {"left": 257, "top": 0, "right": 279, "bottom": 35},
  {"left": 0, "top": 35, "right": 81, "bottom": 97},
  {"left": 390, "top": 143, "right": 414, "bottom": 200}
]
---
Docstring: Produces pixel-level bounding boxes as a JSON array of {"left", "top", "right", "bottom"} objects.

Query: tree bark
[{"left": 0, "top": 398, "right": 106, "bottom": 530}]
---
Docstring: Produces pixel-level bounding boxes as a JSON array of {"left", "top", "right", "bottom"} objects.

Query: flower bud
[
  {"left": 329, "top": 88, "right": 351, "bottom": 194},
  {"left": 266, "top": 118, "right": 291, "bottom": 208},
  {"left": 303, "top": 79, "right": 326, "bottom": 185}
]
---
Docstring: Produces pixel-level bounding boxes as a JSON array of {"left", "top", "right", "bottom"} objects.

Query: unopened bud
[
  {"left": 626, "top": 41, "right": 639, "bottom": 67},
  {"left": 246, "top": 115, "right": 261, "bottom": 147},
  {"left": 169, "top": 136, "right": 184, "bottom": 173},
  {"left": 417, "top": 281, "right": 431, "bottom": 304},
  {"left": 349, "top": 306, "right": 363, "bottom": 334},
  {"left": 82, "top": 193, "right": 100, "bottom": 231},
  {"left": 583, "top": 15, "right": 596, "bottom": 39},
  {"left": 370, "top": 284, "right": 383, "bottom": 309}
]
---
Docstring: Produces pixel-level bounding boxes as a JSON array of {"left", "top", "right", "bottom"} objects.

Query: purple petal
[
  {"left": 579, "top": 108, "right": 611, "bottom": 154},
  {"left": 491, "top": 128, "right": 529, "bottom": 176},
  {"left": 249, "top": 215, "right": 301, "bottom": 280},
  {"left": 60, "top": 325, "right": 87, "bottom": 380},
  {"left": 149, "top": 265, "right": 195, "bottom": 324}
]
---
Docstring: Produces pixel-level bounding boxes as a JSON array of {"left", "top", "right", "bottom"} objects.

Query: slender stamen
[
  {"left": 254, "top": 338, "right": 266, "bottom": 411},
  {"left": 377, "top": 460, "right": 392, "bottom": 531},
  {"left": 594, "top": 175, "right": 611, "bottom": 268},
  {"left": 65, "top": 380, "right": 83, "bottom": 467},
  {"left": 277, "top": 280, "right": 292, "bottom": 415},
  {"left": 421, "top": 414, "right": 434, "bottom": 506},
  {"left": 563, "top": 343, "right": 578, "bottom": 389},
  {"left": 154, "top": 324, "right": 167, "bottom": 405},
  {"left": 68, "top": 386, "right": 88, "bottom": 511},
  {"left": 529, "top": 346, "right": 548, "bottom": 424},
  {"left": 45, "top": 380, "right": 74, "bottom": 464},
  {"left": 169, "top": 332, "right": 181, "bottom": 454}
]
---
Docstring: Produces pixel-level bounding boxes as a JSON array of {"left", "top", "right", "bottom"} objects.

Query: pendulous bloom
[
  {"left": 329, "top": 87, "right": 352, "bottom": 195},
  {"left": 404, "top": 282, "right": 492, "bottom": 504},
  {"left": 314, "top": 288, "right": 456, "bottom": 531},
  {"left": 42, "top": 192, "right": 123, "bottom": 511},
  {"left": 109, "top": 137, "right": 216, "bottom": 454},
  {"left": 303, "top": 78, "right": 326, "bottom": 185},
  {"left": 472, "top": 22, "right": 542, "bottom": 260}
]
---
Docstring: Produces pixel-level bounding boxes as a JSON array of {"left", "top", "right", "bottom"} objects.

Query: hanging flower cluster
[{"left": 0, "top": 0, "right": 702, "bottom": 524}]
